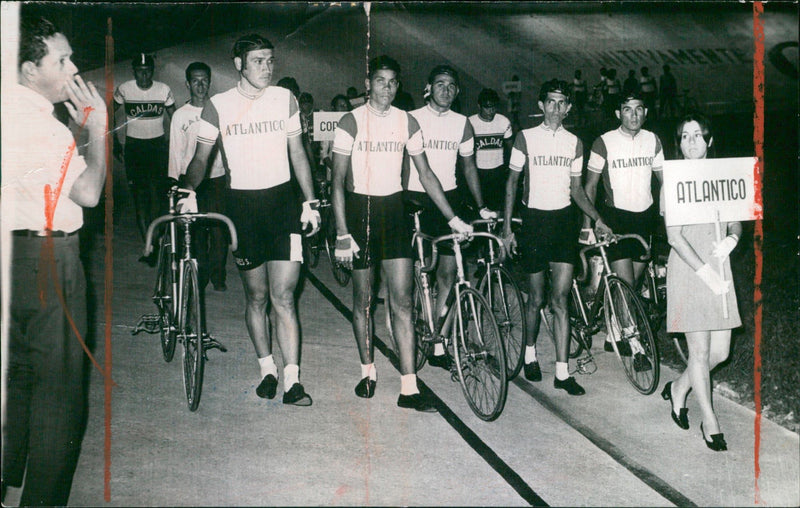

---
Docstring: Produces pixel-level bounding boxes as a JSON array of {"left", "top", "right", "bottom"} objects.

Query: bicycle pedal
[
  {"left": 203, "top": 336, "right": 228, "bottom": 353},
  {"left": 132, "top": 314, "right": 161, "bottom": 335}
]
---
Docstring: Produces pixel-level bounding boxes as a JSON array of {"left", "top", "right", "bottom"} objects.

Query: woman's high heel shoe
[
  {"left": 661, "top": 381, "right": 689, "bottom": 430},
  {"left": 701, "top": 422, "right": 728, "bottom": 451}
]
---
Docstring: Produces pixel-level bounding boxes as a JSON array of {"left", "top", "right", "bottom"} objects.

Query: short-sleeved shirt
[
  {"left": 587, "top": 127, "right": 664, "bottom": 213},
  {"left": 407, "top": 105, "right": 474, "bottom": 192},
  {"left": 3, "top": 85, "right": 87, "bottom": 232},
  {"left": 114, "top": 80, "right": 174, "bottom": 139},
  {"left": 195, "top": 85, "right": 301, "bottom": 190},
  {"left": 332, "top": 103, "right": 424, "bottom": 196},
  {"left": 468, "top": 113, "right": 512, "bottom": 170},
  {"left": 640, "top": 76, "right": 657, "bottom": 93},
  {"left": 168, "top": 103, "right": 225, "bottom": 181},
  {"left": 509, "top": 123, "right": 583, "bottom": 210}
]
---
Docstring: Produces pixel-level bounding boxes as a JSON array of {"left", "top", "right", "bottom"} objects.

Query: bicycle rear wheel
[
  {"left": 154, "top": 234, "right": 176, "bottom": 362},
  {"left": 603, "top": 275, "right": 659, "bottom": 395},
  {"left": 180, "top": 261, "right": 205, "bottom": 411},
  {"left": 323, "top": 208, "right": 351, "bottom": 286},
  {"left": 452, "top": 287, "right": 507, "bottom": 421},
  {"left": 479, "top": 266, "right": 526, "bottom": 380}
]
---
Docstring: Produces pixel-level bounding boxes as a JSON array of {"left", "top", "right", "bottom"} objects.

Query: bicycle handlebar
[
  {"left": 143, "top": 212, "right": 239, "bottom": 256},
  {"left": 469, "top": 217, "right": 522, "bottom": 228},
  {"left": 417, "top": 231, "right": 506, "bottom": 273},
  {"left": 576, "top": 233, "right": 650, "bottom": 283}
]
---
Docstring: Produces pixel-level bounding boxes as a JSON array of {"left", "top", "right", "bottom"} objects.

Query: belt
[{"left": 12, "top": 229, "right": 78, "bottom": 238}]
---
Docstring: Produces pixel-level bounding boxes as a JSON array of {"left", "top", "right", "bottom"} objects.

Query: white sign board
[
  {"left": 662, "top": 156, "right": 761, "bottom": 227},
  {"left": 312, "top": 111, "right": 347, "bottom": 142},
  {"left": 502, "top": 80, "right": 522, "bottom": 94}
]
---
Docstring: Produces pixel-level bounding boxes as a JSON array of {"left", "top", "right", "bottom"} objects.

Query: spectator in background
[
  {"left": 603, "top": 67, "right": 621, "bottom": 121},
  {"left": 319, "top": 94, "right": 351, "bottom": 184},
  {"left": 639, "top": 66, "right": 657, "bottom": 117},
  {"left": 113, "top": 52, "right": 175, "bottom": 263},
  {"left": 168, "top": 61, "right": 228, "bottom": 292},
  {"left": 623, "top": 69, "right": 639, "bottom": 95},
  {"left": 659, "top": 64, "right": 679, "bottom": 118},
  {"left": 468, "top": 88, "right": 513, "bottom": 212},
  {"left": 276, "top": 76, "right": 300, "bottom": 99},
  {"left": 3, "top": 15, "right": 107, "bottom": 505},
  {"left": 392, "top": 81, "right": 415, "bottom": 111},
  {"left": 346, "top": 85, "right": 366, "bottom": 108},
  {"left": 571, "top": 69, "right": 588, "bottom": 126},
  {"left": 298, "top": 92, "right": 318, "bottom": 169},
  {"left": 661, "top": 113, "right": 741, "bottom": 452}
]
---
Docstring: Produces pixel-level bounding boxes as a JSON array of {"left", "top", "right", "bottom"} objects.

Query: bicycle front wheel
[
  {"left": 323, "top": 208, "right": 351, "bottom": 286},
  {"left": 154, "top": 234, "right": 176, "bottom": 362},
  {"left": 479, "top": 266, "right": 526, "bottom": 380},
  {"left": 452, "top": 287, "right": 507, "bottom": 421},
  {"left": 603, "top": 275, "right": 659, "bottom": 394},
  {"left": 180, "top": 261, "right": 205, "bottom": 411}
]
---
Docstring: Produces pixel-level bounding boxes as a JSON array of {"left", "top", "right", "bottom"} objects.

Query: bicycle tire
[
  {"left": 154, "top": 234, "right": 176, "bottom": 362},
  {"left": 180, "top": 261, "right": 205, "bottom": 411},
  {"left": 479, "top": 266, "right": 526, "bottom": 380},
  {"left": 323, "top": 208, "right": 351, "bottom": 286},
  {"left": 603, "top": 275, "right": 659, "bottom": 395},
  {"left": 452, "top": 287, "right": 507, "bottom": 421}
]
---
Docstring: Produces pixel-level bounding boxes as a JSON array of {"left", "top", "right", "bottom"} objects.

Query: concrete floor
[{"left": 4, "top": 197, "right": 797, "bottom": 506}]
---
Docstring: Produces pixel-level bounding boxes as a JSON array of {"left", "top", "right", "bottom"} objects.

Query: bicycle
[
  {"left": 315, "top": 180, "right": 351, "bottom": 286},
  {"left": 407, "top": 206, "right": 508, "bottom": 421},
  {"left": 133, "top": 186, "right": 238, "bottom": 411},
  {"left": 543, "top": 234, "right": 660, "bottom": 395},
  {"left": 471, "top": 217, "right": 527, "bottom": 381}
]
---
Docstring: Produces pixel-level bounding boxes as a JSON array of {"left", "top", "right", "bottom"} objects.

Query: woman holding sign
[{"left": 661, "top": 113, "right": 742, "bottom": 452}]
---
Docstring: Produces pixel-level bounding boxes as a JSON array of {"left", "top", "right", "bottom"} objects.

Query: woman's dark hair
[{"left": 675, "top": 112, "right": 715, "bottom": 158}]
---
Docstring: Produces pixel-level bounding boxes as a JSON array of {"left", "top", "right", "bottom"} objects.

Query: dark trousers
[
  {"left": 195, "top": 176, "right": 229, "bottom": 289},
  {"left": 3, "top": 234, "right": 88, "bottom": 506}
]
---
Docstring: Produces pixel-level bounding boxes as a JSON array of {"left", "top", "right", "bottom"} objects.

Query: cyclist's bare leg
[
  {"left": 525, "top": 271, "right": 547, "bottom": 347},
  {"left": 351, "top": 266, "right": 378, "bottom": 365},
  {"left": 549, "top": 262, "right": 574, "bottom": 363},
  {"left": 239, "top": 263, "right": 271, "bottom": 357},
  {"left": 266, "top": 260, "right": 302, "bottom": 366},
  {"left": 383, "top": 258, "right": 415, "bottom": 375},
  {"left": 611, "top": 258, "right": 646, "bottom": 287},
  {"left": 672, "top": 329, "right": 731, "bottom": 435}
]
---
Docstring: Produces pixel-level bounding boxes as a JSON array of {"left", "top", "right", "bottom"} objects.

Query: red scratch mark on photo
[{"left": 751, "top": 2, "right": 764, "bottom": 505}]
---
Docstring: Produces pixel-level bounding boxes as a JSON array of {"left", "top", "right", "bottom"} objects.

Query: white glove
[
  {"left": 711, "top": 235, "right": 738, "bottom": 261},
  {"left": 176, "top": 189, "right": 198, "bottom": 213},
  {"left": 695, "top": 263, "right": 731, "bottom": 295},
  {"left": 578, "top": 228, "right": 597, "bottom": 245},
  {"left": 479, "top": 207, "right": 498, "bottom": 220},
  {"left": 334, "top": 234, "right": 361, "bottom": 263},
  {"left": 448, "top": 216, "right": 473, "bottom": 235},
  {"left": 502, "top": 232, "right": 518, "bottom": 257},
  {"left": 301, "top": 199, "right": 321, "bottom": 235}
]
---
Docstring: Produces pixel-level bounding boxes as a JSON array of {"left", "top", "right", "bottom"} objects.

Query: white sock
[
  {"left": 400, "top": 374, "right": 419, "bottom": 396},
  {"left": 361, "top": 363, "right": 377, "bottom": 381},
  {"left": 283, "top": 364, "right": 299, "bottom": 388},
  {"left": 433, "top": 342, "right": 445, "bottom": 356},
  {"left": 524, "top": 345, "right": 537, "bottom": 364},
  {"left": 555, "top": 361, "right": 569, "bottom": 380},
  {"left": 258, "top": 355, "right": 277, "bottom": 378}
]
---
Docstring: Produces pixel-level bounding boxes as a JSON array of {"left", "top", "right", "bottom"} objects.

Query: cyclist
[
  {"left": 583, "top": 91, "right": 664, "bottom": 369},
  {"left": 502, "top": 79, "right": 611, "bottom": 396},
  {"left": 183, "top": 34, "right": 320, "bottom": 407},
  {"left": 113, "top": 52, "right": 175, "bottom": 261},
  {"left": 331, "top": 55, "right": 472, "bottom": 411},
  {"left": 405, "top": 64, "right": 496, "bottom": 370},
  {"left": 468, "top": 88, "right": 513, "bottom": 213},
  {"left": 168, "top": 61, "right": 228, "bottom": 292}
]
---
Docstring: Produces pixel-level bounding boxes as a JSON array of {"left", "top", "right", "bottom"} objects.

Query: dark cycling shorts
[
  {"left": 599, "top": 203, "right": 655, "bottom": 263},
  {"left": 517, "top": 205, "right": 578, "bottom": 274},
  {"left": 404, "top": 189, "right": 465, "bottom": 256},
  {"left": 477, "top": 166, "right": 507, "bottom": 212},
  {"left": 346, "top": 191, "right": 412, "bottom": 270},
  {"left": 125, "top": 136, "right": 167, "bottom": 188},
  {"left": 226, "top": 182, "right": 302, "bottom": 270}
]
